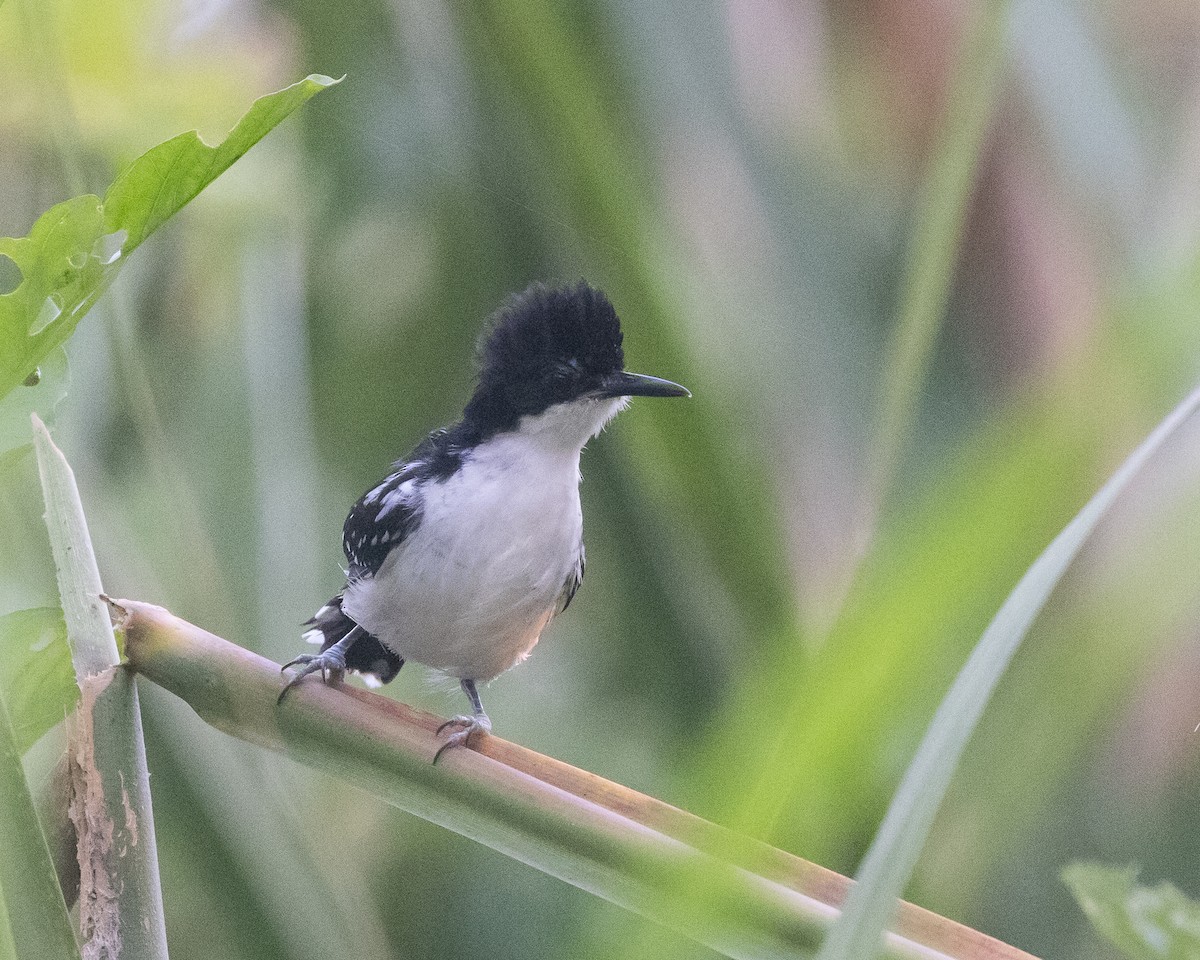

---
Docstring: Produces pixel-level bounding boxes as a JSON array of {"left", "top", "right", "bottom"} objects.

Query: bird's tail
[{"left": 303, "top": 595, "right": 404, "bottom": 685}]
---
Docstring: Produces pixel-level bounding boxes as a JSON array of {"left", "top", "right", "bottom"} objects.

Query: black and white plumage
[{"left": 280, "top": 281, "right": 689, "bottom": 760}]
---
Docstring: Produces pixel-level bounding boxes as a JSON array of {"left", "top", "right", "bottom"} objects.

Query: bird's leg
[
  {"left": 278, "top": 624, "right": 365, "bottom": 703},
  {"left": 433, "top": 679, "right": 492, "bottom": 763}
]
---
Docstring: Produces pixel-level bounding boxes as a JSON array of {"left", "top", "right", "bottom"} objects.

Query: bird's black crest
[
  {"left": 479, "top": 281, "right": 625, "bottom": 382},
  {"left": 462, "top": 281, "right": 625, "bottom": 432}
]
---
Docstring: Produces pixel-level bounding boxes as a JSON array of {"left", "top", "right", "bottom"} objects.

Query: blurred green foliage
[
  {"left": 0, "top": 681, "right": 79, "bottom": 960},
  {"left": 1064, "top": 863, "right": 1200, "bottom": 959},
  {"left": 0, "top": 608, "right": 75, "bottom": 753},
  {"left": 5, "top": 0, "right": 1200, "bottom": 957}
]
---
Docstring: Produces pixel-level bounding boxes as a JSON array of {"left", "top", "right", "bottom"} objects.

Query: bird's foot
[
  {"left": 278, "top": 648, "right": 348, "bottom": 703},
  {"left": 433, "top": 713, "right": 492, "bottom": 764}
]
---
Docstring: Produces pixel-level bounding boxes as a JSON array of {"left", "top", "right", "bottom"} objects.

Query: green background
[{"left": 4, "top": 0, "right": 1200, "bottom": 957}]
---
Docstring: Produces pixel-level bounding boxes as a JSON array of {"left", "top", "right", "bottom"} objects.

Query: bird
[{"left": 278, "top": 280, "right": 690, "bottom": 761}]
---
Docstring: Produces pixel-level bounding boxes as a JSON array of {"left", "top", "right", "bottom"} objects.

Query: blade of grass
[
  {"left": 706, "top": 385, "right": 1109, "bottom": 862},
  {"left": 111, "top": 598, "right": 1039, "bottom": 960},
  {"left": 815, "top": 380, "right": 1200, "bottom": 960},
  {"left": 868, "top": 0, "right": 1014, "bottom": 513},
  {"left": 0, "top": 683, "right": 80, "bottom": 960},
  {"left": 32, "top": 415, "right": 168, "bottom": 960},
  {"left": 33, "top": 417, "right": 118, "bottom": 676}
]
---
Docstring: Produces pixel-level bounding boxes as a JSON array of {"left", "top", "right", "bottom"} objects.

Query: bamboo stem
[
  {"left": 110, "top": 598, "right": 1037, "bottom": 960},
  {"left": 33, "top": 418, "right": 169, "bottom": 960}
]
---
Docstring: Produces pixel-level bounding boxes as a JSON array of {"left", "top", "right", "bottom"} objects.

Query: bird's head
[{"left": 463, "top": 281, "right": 689, "bottom": 445}]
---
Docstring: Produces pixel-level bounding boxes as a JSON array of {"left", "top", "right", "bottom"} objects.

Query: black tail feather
[{"left": 303, "top": 596, "right": 404, "bottom": 684}]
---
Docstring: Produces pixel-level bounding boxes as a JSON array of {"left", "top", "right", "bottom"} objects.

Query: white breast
[{"left": 342, "top": 399, "right": 620, "bottom": 681}]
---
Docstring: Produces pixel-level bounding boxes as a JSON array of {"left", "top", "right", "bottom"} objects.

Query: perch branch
[{"left": 109, "top": 598, "right": 1037, "bottom": 960}]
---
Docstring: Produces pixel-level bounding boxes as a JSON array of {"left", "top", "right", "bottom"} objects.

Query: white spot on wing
[
  {"left": 377, "top": 478, "right": 417, "bottom": 520},
  {"left": 302, "top": 629, "right": 323, "bottom": 645},
  {"left": 364, "top": 475, "right": 399, "bottom": 505}
]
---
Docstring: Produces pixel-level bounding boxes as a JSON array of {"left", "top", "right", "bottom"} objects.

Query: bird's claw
[
  {"left": 278, "top": 651, "right": 347, "bottom": 703},
  {"left": 433, "top": 713, "right": 492, "bottom": 764}
]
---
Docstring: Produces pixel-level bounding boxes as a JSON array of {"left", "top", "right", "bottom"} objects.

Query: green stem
[
  {"left": 32, "top": 416, "right": 118, "bottom": 680},
  {"left": 111, "top": 598, "right": 1038, "bottom": 960},
  {"left": 32, "top": 416, "right": 169, "bottom": 960}
]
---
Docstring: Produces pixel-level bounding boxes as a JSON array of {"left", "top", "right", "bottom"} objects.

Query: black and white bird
[{"left": 279, "top": 281, "right": 689, "bottom": 760}]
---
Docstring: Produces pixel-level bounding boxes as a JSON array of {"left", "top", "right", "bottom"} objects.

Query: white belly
[{"left": 342, "top": 434, "right": 584, "bottom": 681}]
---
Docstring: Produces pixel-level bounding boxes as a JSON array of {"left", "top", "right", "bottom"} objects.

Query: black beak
[{"left": 597, "top": 371, "right": 691, "bottom": 399}]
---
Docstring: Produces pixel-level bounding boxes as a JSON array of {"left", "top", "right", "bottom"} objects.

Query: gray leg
[
  {"left": 433, "top": 679, "right": 492, "bottom": 763},
  {"left": 278, "top": 624, "right": 364, "bottom": 703}
]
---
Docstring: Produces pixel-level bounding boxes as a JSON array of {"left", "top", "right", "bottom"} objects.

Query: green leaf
[
  {"left": 0, "top": 607, "right": 77, "bottom": 754},
  {"left": 0, "top": 684, "right": 81, "bottom": 960},
  {"left": 0, "top": 198, "right": 110, "bottom": 404},
  {"left": 815, "top": 378, "right": 1200, "bottom": 960},
  {"left": 102, "top": 73, "right": 341, "bottom": 251},
  {"left": 1063, "top": 862, "right": 1200, "bottom": 959},
  {"left": 0, "top": 74, "right": 341, "bottom": 406}
]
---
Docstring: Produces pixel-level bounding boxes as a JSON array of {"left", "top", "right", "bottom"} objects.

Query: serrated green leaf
[
  {"left": 102, "top": 73, "right": 341, "bottom": 250},
  {"left": 0, "top": 607, "right": 77, "bottom": 754},
  {"left": 1064, "top": 862, "right": 1200, "bottom": 959},
  {"left": 0, "top": 73, "right": 341, "bottom": 405}
]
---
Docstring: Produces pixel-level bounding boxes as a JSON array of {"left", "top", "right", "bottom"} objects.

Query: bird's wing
[
  {"left": 343, "top": 461, "right": 423, "bottom": 579},
  {"left": 556, "top": 544, "right": 585, "bottom": 614}
]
